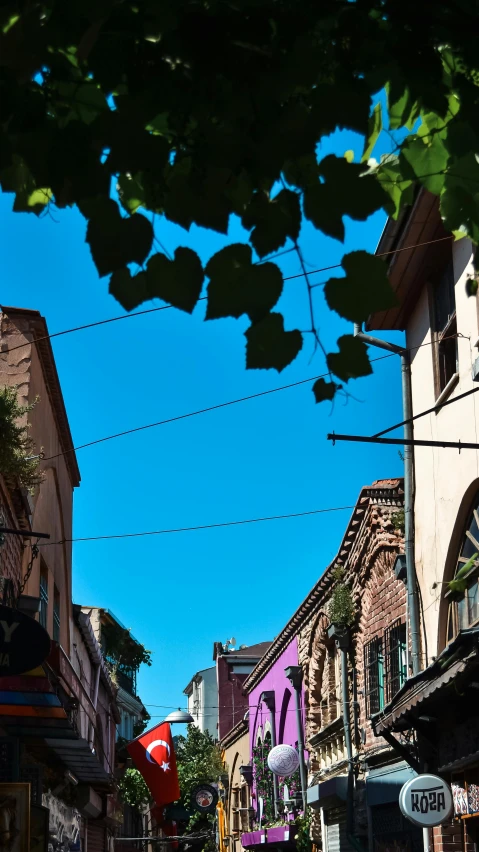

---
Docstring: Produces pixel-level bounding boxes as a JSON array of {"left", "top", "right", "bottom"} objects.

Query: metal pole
[
  {"left": 284, "top": 666, "right": 307, "bottom": 811},
  {"left": 401, "top": 350, "right": 421, "bottom": 676},
  {"left": 326, "top": 434, "right": 479, "bottom": 450},
  {"left": 354, "top": 326, "right": 422, "bottom": 677}
]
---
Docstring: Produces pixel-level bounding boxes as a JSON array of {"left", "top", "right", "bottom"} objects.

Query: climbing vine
[
  {"left": 328, "top": 566, "right": 356, "bottom": 627},
  {"left": 0, "top": 386, "right": 43, "bottom": 492},
  {"left": 252, "top": 741, "right": 274, "bottom": 824},
  {"left": 1, "top": 2, "right": 478, "bottom": 398}
]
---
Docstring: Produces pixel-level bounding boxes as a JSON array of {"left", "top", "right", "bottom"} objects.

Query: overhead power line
[
  {"left": 42, "top": 334, "right": 464, "bottom": 462},
  {"left": 38, "top": 504, "right": 356, "bottom": 548},
  {"left": 0, "top": 234, "right": 454, "bottom": 355}
]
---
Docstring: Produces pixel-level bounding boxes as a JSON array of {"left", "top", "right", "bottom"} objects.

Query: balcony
[{"left": 46, "top": 642, "right": 114, "bottom": 790}]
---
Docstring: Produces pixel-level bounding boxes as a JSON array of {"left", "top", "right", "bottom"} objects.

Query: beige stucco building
[
  {"left": 370, "top": 191, "right": 479, "bottom": 662},
  {"left": 368, "top": 191, "right": 479, "bottom": 849}
]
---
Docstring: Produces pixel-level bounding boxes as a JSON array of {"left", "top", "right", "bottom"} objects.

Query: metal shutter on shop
[
  {"left": 87, "top": 821, "right": 106, "bottom": 852},
  {"left": 325, "top": 807, "right": 355, "bottom": 852}
]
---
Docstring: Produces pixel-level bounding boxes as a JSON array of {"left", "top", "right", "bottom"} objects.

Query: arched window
[{"left": 447, "top": 493, "right": 479, "bottom": 642}]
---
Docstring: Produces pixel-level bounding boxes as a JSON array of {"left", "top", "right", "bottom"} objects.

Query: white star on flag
[{"left": 160, "top": 761, "right": 170, "bottom": 772}]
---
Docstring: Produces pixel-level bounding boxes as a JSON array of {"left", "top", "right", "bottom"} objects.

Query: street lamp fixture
[{"left": 164, "top": 708, "right": 195, "bottom": 724}]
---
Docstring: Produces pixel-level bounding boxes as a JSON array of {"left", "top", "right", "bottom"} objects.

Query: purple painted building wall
[
  {"left": 245, "top": 635, "right": 307, "bottom": 838},
  {"left": 248, "top": 637, "right": 303, "bottom": 754}
]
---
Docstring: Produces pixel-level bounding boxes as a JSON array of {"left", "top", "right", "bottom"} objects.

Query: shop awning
[
  {"left": 366, "top": 762, "right": 417, "bottom": 807},
  {"left": 307, "top": 775, "right": 348, "bottom": 811},
  {"left": 44, "top": 737, "right": 112, "bottom": 787}
]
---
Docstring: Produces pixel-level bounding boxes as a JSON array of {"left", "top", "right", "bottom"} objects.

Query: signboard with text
[{"left": 399, "top": 774, "right": 453, "bottom": 827}]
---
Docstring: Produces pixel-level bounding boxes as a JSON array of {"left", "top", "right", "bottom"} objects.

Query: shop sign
[
  {"left": 190, "top": 783, "right": 218, "bottom": 814},
  {"left": 267, "top": 744, "right": 300, "bottom": 777},
  {"left": 0, "top": 604, "right": 51, "bottom": 676},
  {"left": 399, "top": 774, "right": 453, "bottom": 827}
]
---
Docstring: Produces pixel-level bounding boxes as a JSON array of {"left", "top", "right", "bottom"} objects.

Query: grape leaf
[
  {"left": 245, "top": 313, "right": 303, "bottom": 372},
  {"left": 327, "top": 336, "right": 372, "bottom": 382},
  {"left": 312, "top": 378, "right": 340, "bottom": 403},
  {"left": 147, "top": 248, "right": 204, "bottom": 313},
  {"left": 324, "top": 251, "right": 398, "bottom": 323},
  {"left": 206, "top": 244, "right": 283, "bottom": 322}
]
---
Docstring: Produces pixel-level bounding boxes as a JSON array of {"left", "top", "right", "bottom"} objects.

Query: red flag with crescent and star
[{"left": 127, "top": 721, "right": 180, "bottom": 807}]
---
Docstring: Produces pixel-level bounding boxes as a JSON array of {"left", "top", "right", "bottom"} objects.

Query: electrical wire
[
  {"left": 0, "top": 234, "right": 455, "bottom": 355},
  {"left": 41, "top": 334, "right": 463, "bottom": 463},
  {"left": 42, "top": 371, "right": 338, "bottom": 460},
  {"left": 37, "top": 503, "right": 356, "bottom": 547}
]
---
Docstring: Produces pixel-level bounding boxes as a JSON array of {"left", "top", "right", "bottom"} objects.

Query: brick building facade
[{"left": 239, "top": 479, "right": 417, "bottom": 851}]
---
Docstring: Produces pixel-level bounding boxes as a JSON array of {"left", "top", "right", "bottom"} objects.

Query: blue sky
[{"left": 0, "top": 123, "right": 405, "bottom": 723}]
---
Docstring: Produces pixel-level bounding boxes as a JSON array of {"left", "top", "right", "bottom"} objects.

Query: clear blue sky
[{"left": 1, "top": 123, "right": 405, "bottom": 723}]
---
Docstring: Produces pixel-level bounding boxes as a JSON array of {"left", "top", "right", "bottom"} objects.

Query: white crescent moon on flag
[{"left": 146, "top": 739, "right": 171, "bottom": 764}]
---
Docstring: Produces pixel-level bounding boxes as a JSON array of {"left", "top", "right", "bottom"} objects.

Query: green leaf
[
  {"left": 147, "top": 248, "right": 204, "bottom": 313},
  {"left": 13, "top": 186, "right": 52, "bottom": 215},
  {"left": 344, "top": 150, "right": 354, "bottom": 164},
  {"left": 245, "top": 313, "right": 303, "bottom": 372},
  {"left": 374, "top": 157, "right": 414, "bottom": 219},
  {"left": 312, "top": 378, "right": 340, "bottom": 404},
  {"left": 324, "top": 251, "right": 398, "bottom": 323},
  {"left": 466, "top": 278, "right": 478, "bottom": 298},
  {"left": 386, "top": 81, "right": 418, "bottom": 131},
  {"left": 117, "top": 173, "right": 145, "bottom": 214},
  {"left": 362, "top": 103, "right": 382, "bottom": 163},
  {"left": 441, "top": 154, "right": 479, "bottom": 244},
  {"left": 109, "top": 268, "right": 150, "bottom": 312},
  {"left": 303, "top": 183, "right": 345, "bottom": 242},
  {"left": 401, "top": 135, "right": 449, "bottom": 195},
  {"left": 327, "top": 336, "right": 372, "bottom": 383},
  {"left": 54, "top": 82, "right": 108, "bottom": 125},
  {"left": 86, "top": 199, "right": 153, "bottom": 277},
  {"left": 206, "top": 244, "right": 283, "bottom": 322},
  {"left": 242, "top": 189, "right": 301, "bottom": 258}
]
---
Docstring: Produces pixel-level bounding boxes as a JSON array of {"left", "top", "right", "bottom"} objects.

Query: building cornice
[
  {"left": 219, "top": 718, "right": 248, "bottom": 751},
  {"left": 243, "top": 479, "right": 404, "bottom": 693}
]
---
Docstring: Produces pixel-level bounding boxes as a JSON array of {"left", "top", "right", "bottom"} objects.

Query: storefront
[{"left": 372, "top": 627, "right": 479, "bottom": 850}]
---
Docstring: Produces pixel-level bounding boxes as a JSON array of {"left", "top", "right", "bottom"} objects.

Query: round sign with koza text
[
  {"left": 267, "top": 745, "right": 300, "bottom": 777},
  {"left": 0, "top": 604, "right": 51, "bottom": 676},
  {"left": 399, "top": 774, "right": 453, "bottom": 827}
]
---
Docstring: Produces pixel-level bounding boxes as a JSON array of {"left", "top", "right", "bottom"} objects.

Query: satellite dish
[{"left": 230, "top": 637, "right": 237, "bottom": 646}]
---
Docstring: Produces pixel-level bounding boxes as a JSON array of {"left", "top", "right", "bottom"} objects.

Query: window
[
  {"left": 53, "top": 586, "right": 60, "bottom": 643},
  {"left": 384, "top": 620, "right": 407, "bottom": 702},
  {"left": 39, "top": 562, "right": 49, "bottom": 630},
  {"left": 364, "top": 637, "right": 384, "bottom": 716},
  {"left": 447, "top": 494, "right": 479, "bottom": 640},
  {"left": 431, "top": 259, "right": 458, "bottom": 396}
]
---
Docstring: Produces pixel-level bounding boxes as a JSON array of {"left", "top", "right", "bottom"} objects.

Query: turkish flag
[{"left": 127, "top": 722, "right": 180, "bottom": 808}]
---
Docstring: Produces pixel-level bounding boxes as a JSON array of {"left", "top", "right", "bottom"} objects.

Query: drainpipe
[
  {"left": 261, "top": 691, "right": 279, "bottom": 817},
  {"left": 354, "top": 324, "right": 421, "bottom": 675},
  {"left": 284, "top": 666, "right": 308, "bottom": 811},
  {"left": 89, "top": 663, "right": 101, "bottom": 748},
  {"left": 328, "top": 624, "right": 364, "bottom": 852}
]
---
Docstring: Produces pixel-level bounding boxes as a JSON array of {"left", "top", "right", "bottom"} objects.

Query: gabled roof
[
  {"left": 0, "top": 306, "right": 80, "bottom": 487},
  {"left": 243, "top": 479, "right": 403, "bottom": 692}
]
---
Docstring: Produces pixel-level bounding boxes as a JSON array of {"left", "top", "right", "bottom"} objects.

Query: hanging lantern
[{"left": 267, "top": 745, "right": 300, "bottom": 777}]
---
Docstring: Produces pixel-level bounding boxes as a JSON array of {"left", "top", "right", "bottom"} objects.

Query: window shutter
[
  {"left": 384, "top": 620, "right": 406, "bottom": 703},
  {"left": 364, "top": 637, "right": 382, "bottom": 716}
]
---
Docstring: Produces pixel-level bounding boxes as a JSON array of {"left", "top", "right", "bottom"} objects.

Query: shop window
[
  {"left": 431, "top": 258, "right": 458, "bottom": 397},
  {"left": 447, "top": 494, "right": 479, "bottom": 640},
  {"left": 39, "top": 562, "right": 49, "bottom": 630},
  {"left": 384, "top": 620, "right": 407, "bottom": 703},
  {"left": 364, "top": 637, "right": 384, "bottom": 716},
  {"left": 53, "top": 586, "right": 60, "bottom": 643}
]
